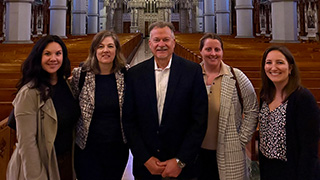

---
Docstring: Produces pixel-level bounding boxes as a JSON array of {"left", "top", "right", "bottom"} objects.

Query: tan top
[{"left": 201, "top": 61, "right": 230, "bottom": 150}]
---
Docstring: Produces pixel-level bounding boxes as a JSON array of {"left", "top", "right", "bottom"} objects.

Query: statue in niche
[
  {"left": 164, "top": 9, "right": 169, "bottom": 22},
  {"left": 307, "top": 2, "right": 316, "bottom": 29},
  {"left": 133, "top": 8, "right": 138, "bottom": 26},
  {"left": 110, "top": 8, "right": 115, "bottom": 28},
  {"left": 188, "top": 8, "right": 192, "bottom": 26},
  {"left": 261, "top": 17, "right": 265, "bottom": 28},
  {"left": 307, "top": 14, "right": 316, "bottom": 28}
]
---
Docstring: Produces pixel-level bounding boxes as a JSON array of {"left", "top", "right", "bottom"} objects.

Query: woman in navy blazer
[{"left": 259, "top": 45, "right": 320, "bottom": 180}]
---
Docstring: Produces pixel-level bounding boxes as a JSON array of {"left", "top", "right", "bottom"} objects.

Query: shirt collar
[
  {"left": 200, "top": 60, "right": 230, "bottom": 76},
  {"left": 154, "top": 58, "right": 172, "bottom": 71}
]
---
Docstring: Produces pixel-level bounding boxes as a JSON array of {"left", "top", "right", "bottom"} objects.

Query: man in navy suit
[{"left": 123, "top": 21, "right": 208, "bottom": 180}]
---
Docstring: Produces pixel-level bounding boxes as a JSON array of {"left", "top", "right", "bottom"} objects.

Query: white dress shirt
[{"left": 154, "top": 58, "right": 172, "bottom": 124}]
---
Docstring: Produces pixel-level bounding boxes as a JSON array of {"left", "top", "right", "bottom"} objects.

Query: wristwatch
[{"left": 175, "top": 158, "right": 186, "bottom": 169}]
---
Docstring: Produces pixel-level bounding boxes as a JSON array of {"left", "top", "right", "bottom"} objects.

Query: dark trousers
[
  {"left": 74, "top": 140, "right": 129, "bottom": 180},
  {"left": 259, "top": 151, "right": 286, "bottom": 180},
  {"left": 57, "top": 150, "right": 74, "bottom": 180},
  {"left": 197, "top": 148, "right": 220, "bottom": 180}
]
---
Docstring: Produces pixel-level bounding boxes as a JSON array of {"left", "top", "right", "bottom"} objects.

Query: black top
[
  {"left": 52, "top": 79, "right": 80, "bottom": 156},
  {"left": 88, "top": 73, "right": 122, "bottom": 143}
]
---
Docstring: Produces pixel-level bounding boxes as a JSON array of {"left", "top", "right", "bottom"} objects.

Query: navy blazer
[{"left": 123, "top": 54, "right": 208, "bottom": 179}]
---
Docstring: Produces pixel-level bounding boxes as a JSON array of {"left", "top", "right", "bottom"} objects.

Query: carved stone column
[
  {"left": 195, "top": 0, "right": 203, "bottom": 32},
  {"left": 72, "top": 0, "right": 87, "bottom": 35},
  {"left": 203, "top": 0, "right": 214, "bottom": 32},
  {"left": 270, "top": 0, "right": 299, "bottom": 43},
  {"left": 4, "top": 0, "right": 34, "bottom": 44},
  {"left": 216, "top": 0, "right": 230, "bottom": 35},
  {"left": 88, "top": 0, "right": 98, "bottom": 34},
  {"left": 127, "top": 0, "right": 145, "bottom": 34},
  {"left": 186, "top": 0, "right": 192, "bottom": 33},
  {"left": 0, "top": 0, "right": 4, "bottom": 40},
  {"left": 98, "top": 0, "right": 107, "bottom": 31},
  {"left": 235, "top": 0, "right": 254, "bottom": 38},
  {"left": 49, "top": 0, "right": 67, "bottom": 38}
]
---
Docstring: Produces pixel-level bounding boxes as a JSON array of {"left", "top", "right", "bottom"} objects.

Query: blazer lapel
[
  {"left": 143, "top": 57, "right": 159, "bottom": 123},
  {"left": 161, "top": 55, "right": 181, "bottom": 123},
  {"left": 39, "top": 96, "right": 57, "bottom": 121}
]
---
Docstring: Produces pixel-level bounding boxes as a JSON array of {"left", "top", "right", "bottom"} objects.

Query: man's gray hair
[{"left": 148, "top": 21, "right": 175, "bottom": 38}]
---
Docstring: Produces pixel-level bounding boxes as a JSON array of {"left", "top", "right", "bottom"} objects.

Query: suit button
[{"left": 157, "top": 149, "right": 160, "bottom": 152}]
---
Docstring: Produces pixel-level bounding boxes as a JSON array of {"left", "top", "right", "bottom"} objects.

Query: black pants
[
  {"left": 197, "top": 148, "right": 220, "bottom": 180},
  {"left": 74, "top": 140, "right": 129, "bottom": 180},
  {"left": 57, "top": 150, "right": 74, "bottom": 180}
]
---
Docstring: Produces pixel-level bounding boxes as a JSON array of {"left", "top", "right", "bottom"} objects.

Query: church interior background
[
  {"left": 0, "top": 1, "right": 319, "bottom": 180},
  {"left": 0, "top": 0, "right": 319, "bottom": 43}
]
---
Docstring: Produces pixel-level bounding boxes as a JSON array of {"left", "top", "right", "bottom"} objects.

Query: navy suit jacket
[{"left": 123, "top": 54, "right": 208, "bottom": 179}]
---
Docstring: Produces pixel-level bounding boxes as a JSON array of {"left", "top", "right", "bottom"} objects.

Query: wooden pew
[
  {"left": 0, "top": 117, "right": 16, "bottom": 179},
  {"left": 174, "top": 33, "right": 320, "bottom": 161},
  {"left": 0, "top": 33, "right": 142, "bottom": 180}
]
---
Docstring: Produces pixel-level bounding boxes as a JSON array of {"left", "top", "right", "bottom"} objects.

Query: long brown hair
[
  {"left": 260, "top": 45, "right": 301, "bottom": 104},
  {"left": 82, "top": 30, "right": 126, "bottom": 74}
]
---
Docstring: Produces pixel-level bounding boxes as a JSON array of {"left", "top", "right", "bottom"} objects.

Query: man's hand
[
  {"left": 157, "top": 158, "right": 182, "bottom": 178},
  {"left": 144, "top": 156, "right": 166, "bottom": 175}
]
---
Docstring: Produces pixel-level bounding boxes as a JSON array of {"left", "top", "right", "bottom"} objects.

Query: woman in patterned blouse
[{"left": 259, "top": 45, "right": 320, "bottom": 180}]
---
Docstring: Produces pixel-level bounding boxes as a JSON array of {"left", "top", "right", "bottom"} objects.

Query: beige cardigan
[{"left": 7, "top": 83, "right": 60, "bottom": 180}]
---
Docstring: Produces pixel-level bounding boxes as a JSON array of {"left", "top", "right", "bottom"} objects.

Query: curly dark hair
[{"left": 16, "top": 35, "right": 71, "bottom": 101}]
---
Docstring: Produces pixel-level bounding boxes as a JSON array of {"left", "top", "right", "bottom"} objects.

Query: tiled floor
[
  {"left": 121, "top": 39, "right": 261, "bottom": 180},
  {"left": 129, "top": 38, "right": 153, "bottom": 67}
]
